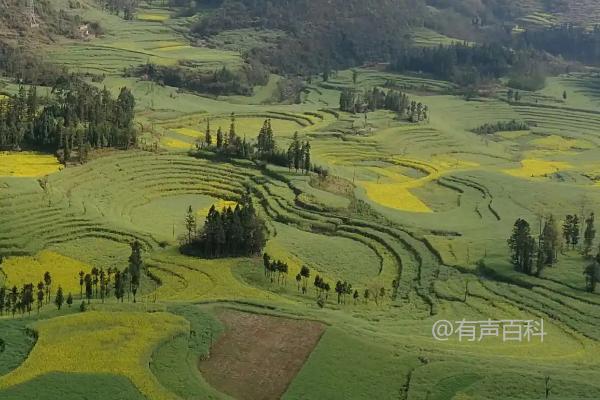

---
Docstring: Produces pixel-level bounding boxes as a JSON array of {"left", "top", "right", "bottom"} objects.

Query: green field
[{"left": 3, "top": 1, "right": 600, "bottom": 399}]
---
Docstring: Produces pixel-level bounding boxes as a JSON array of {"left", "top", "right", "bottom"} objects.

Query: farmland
[{"left": 2, "top": 0, "right": 600, "bottom": 399}]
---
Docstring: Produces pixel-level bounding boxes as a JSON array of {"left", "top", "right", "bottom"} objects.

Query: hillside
[{"left": 2, "top": 1, "right": 600, "bottom": 400}]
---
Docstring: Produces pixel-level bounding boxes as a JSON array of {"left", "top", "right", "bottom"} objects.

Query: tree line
[
  {"left": 181, "top": 191, "right": 267, "bottom": 258},
  {"left": 507, "top": 213, "right": 599, "bottom": 292},
  {"left": 0, "top": 240, "right": 146, "bottom": 317},
  {"left": 339, "top": 87, "right": 429, "bottom": 122},
  {"left": 390, "top": 43, "right": 545, "bottom": 89},
  {"left": 472, "top": 120, "right": 530, "bottom": 135},
  {"left": 261, "top": 254, "right": 396, "bottom": 307},
  {"left": 128, "top": 62, "right": 269, "bottom": 97},
  {"left": 195, "top": 117, "right": 312, "bottom": 174},
  {"left": 0, "top": 81, "right": 136, "bottom": 162}
]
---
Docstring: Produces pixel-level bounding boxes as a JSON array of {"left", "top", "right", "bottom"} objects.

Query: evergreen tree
[
  {"left": 508, "top": 218, "right": 536, "bottom": 275},
  {"left": 54, "top": 286, "right": 64, "bottom": 310},
  {"left": 185, "top": 205, "right": 197, "bottom": 245},
  {"left": 584, "top": 213, "right": 596, "bottom": 257},
  {"left": 128, "top": 240, "right": 143, "bottom": 303},
  {"left": 205, "top": 118, "right": 212, "bottom": 147},
  {"left": 216, "top": 127, "right": 224, "bottom": 149},
  {"left": 66, "top": 292, "right": 73, "bottom": 308}
]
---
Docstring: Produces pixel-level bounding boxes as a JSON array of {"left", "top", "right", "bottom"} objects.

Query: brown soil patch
[{"left": 198, "top": 309, "right": 325, "bottom": 400}]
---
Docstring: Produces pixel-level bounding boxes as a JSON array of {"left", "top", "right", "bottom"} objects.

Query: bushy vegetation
[
  {"left": 472, "top": 120, "right": 530, "bottom": 135},
  {"left": 127, "top": 61, "right": 269, "bottom": 96}
]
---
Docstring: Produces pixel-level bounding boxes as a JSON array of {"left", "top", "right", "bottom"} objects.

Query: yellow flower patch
[
  {"left": 1, "top": 251, "right": 89, "bottom": 295},
  {"left": 504, "top": 159, "right": 572, "bottom": 178},
  {"left": 136, "top": 13, "right": 169, "bottom": 22},
  {"left": 0, "top": 311, "right": 187, "bottom": 400},
  {"left": 530, "top": 135, "right": 593, "bottom": 151},
  {"left": 0, "top": 152, "right": 61, "bottom": 177},
  {"left": 162, "top": 137, "right": 192, "bottom": 149}
]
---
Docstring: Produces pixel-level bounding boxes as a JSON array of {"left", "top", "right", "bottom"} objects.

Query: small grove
[{"left": 507, "top": 212, "right": 600, "bottom": 292}]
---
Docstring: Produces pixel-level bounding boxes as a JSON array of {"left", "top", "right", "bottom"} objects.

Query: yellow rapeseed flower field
[
  {"left": 0, "top": 311, "right": 188, "bottom": 400},
  {"left": 0, "top": 152, "right": 61, "bottom": 177},
  {"left": 162, "top": 137, "right": 192, "bottom": 149},
  {"left": 1, "top": 251, "right": 89, "bottom": 294},
  {"left": 504, "top": 159, "right": 572, "bottom": 178},
  {"left": 136, "top": 13, "right": 169, "bottom": 22},
  {"left": 530, "top": 135, "right": 593, "bottom": 151}
]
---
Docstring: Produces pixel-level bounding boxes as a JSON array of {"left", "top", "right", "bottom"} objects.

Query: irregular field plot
[
  {"left": 198, "top": 309, "right": 325, "bottom": 400},
  {"left": 0, "top": 312, "right": 188, "bottom": 400}
]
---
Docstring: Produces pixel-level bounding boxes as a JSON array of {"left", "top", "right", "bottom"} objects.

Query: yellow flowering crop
[
  {"left": 0, "top": 152, "right": 61, "bottom": 177},
  {"left": 504, "top": 159, "right": 572, "bottom": 178},
  {"left": 162, "top": 137, "right": 192, "bottom": 149},
  {"left": 0, "top": 311, "right": 188, "bottom": 400},
  {"left": 1, "top": 251, "right": 89, "bottom": 294}
]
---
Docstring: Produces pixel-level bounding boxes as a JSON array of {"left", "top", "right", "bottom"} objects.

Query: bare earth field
[{"left": 198, "top": 310, "right": 325, "bottom": 400}]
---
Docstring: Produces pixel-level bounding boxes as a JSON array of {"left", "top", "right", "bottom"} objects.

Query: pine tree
[
  {"left": 54, "top": 286, "right": 64, "bottom": 310},
  {"left": 205, "top": 118, "right": 212, "bottom": 147},
  {"left": 508, "top": 218, "right": 536, "bottom": 275},
  {"left": 584, "top": 213, "right": 596, "bottom": 257},
  {"left": 128, "top": 240, "right": 143, "bottom": 303},
  {"left": 303, "top": 141, "right": 311, "bottom": 174},
  {"left": 185, "top": 205, "right": 197, "bottom": 245},
  {"left": 216, "top": 127, "right": 223, "bottom": 149}
]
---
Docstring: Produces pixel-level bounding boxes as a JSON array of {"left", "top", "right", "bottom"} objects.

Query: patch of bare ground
[{"left": 198, "top": 309, "right": 325, "bottom": 400}]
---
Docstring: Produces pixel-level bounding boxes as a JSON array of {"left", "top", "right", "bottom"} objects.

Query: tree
[
  {"left": 185, "top": 205, "right": 197, "bottom": 245},
  {"left": 303, "top": 141, "right": 311, "bottom": 174},
  {"left": 216, "top": 127, "right": 223, "bottom": 149},
  {"left": 571, "top": 215, "right": 580, "bottom": 249},
  {"left": 79, "top": 270, "right": 85, "bottom": 297},
  {"left": 363, "top": 288, "right": 370, "bottom": 304},
  {"left": 36, "top": 282, "right": 44, "bottom": 313},
  {"left": 66, "top": 292, "right": 73, "bottom": 308},
  {"left": 541, "top": 214, "right": 559, "bottom": 266},
  {"left": 129, "top": 240, "right": 143, "bottom": 303},
  {"left": 205, "top": 118, "right": 212, "bottom": 147},
  {"left": 295, "top": 273, "right": 302, "bottom": 292},
  {"left": 584, "top": 252, "right": 600, "bottom": 293},
  {"left": 584, "top": 213, "right": 596, "bottom": 257},
  {"left": 335, "top": 281, "right": 343, "bottom": 304},
  {"left": 300, "top": 265, "right": 310, "bottom": 294},
  {"left": 508, "top": 218, "right": 536, "bottom": 275},
  {"left": 563, "top": 90, "right": 567, "bottom": 100},
  {"left": 43, "top": 271, "right": 52, "bottom": 304},
  {"left": 54, "top": 286, "right": 64, "bottom": 310},
  {"left": 353, "top": 289, "right": 359, "bottom": 304},
  {"left": 84, "top": 274, "right": 93, "bottom": 304}
]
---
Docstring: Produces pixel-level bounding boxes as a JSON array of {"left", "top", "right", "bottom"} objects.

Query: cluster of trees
[
  {"left": 0, "top": 82, "right": 136, "bottom": 161},
  {"left": 195, "top": 118, "right": 312, "bottom": 174},
  {"left": 262, "top": 254, "right": 289, "bottom": 285},
  {"left": 472, "top": 120, "right": 529, "bottom": 135},
  {"left": 339, "top": 87, "right": 429, "bottom": 122},
  {"left": 101, "top": 0, "right": 139, "bottom": 20},
  {"left": 507, "top": 215, "right": 560, "bottom": 276},
  {"left": 518, "top": 24, "right": 600, "bottom": 66},
  {"left": 182, "top": 191, "right": 267, "bottom": 258},
  {"left": 390, "top": 43, "right": 545, "bottom": 88},
  {"left": 129, "top": 62, "right": 269, "bottom": 97},
  {"left": 508, "top": 214, "right": 600, "bottom": 292}
]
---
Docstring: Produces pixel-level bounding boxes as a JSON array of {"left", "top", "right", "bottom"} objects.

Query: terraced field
[{"left": 3, "top": 2, "right": 600, "bottom": 399}]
